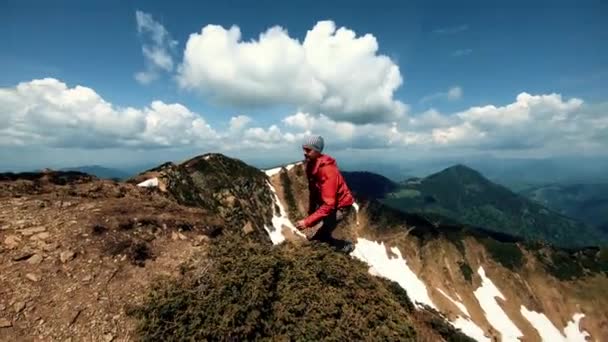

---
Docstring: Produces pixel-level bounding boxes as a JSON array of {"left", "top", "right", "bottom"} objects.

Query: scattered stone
[
  {"left": 171, "top": 232, "right": 179, "bottom": 241},
  {"left": 178, "top": 233, "right": 188, "bottom": 240},
  {"left": 42, "top": 242, "right": 59, "bottom": 252},
  {"left": 82, "top": 275, "right": 92, "bottom": 282},
  {"left": 0, "top": 318, "right": 12, "bottom": 328},
  {"left": 4, "top": 235, "right": 21, "bottom": 249},
  {"left": 19, "top": 226, "right": 46, "bottom": 237},
  {"left": 25, "top": 273, "right": 40, "bottom": 282},
  {"left": 30, "top": 232, "right": 50, "bottom": 241},
  {"left": 242, "top": 221, "right": 254, "bottom": 234},
  {"left": 196, "top": 235, "right": 209, "bottom": 243},
  {"left": 60, "top": 251, "right": 76, "bottom": 263},
  {"left": 27, "top": 254, "right": 43, "bottom": 265},
  {"left": 103, "top": 333, "right": 115, "bottom": 342},
  {"left": 13, "top": 302, "right": 26, "bottom": 313},
  {"left": 12, "top": 251, "right": 35, "bottom": 261}
]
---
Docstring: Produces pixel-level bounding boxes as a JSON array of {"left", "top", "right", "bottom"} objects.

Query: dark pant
[{"left": 311, "top": 206, "right": 354, "bottom": 252}]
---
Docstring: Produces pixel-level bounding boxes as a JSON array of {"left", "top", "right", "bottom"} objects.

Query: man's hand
[{"left": 295, "top": 220, "right": 306, "bottom": 230}]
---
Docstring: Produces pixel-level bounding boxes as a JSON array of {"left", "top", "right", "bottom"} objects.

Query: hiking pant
[{"left": 309, "top": 205, "right": 355, "bottom": 251}]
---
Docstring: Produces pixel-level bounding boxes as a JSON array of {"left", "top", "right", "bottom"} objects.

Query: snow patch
[
  {"left": 264, "top": 181, "right": 305, "bottom": 244},
  {"left": 438, "top": 288, "right": 470, "bottom": 317},
  {"left": 563, "top": 313, "right": 590, "bottom": 342},
  {"left": 452, "top": 317, "right": 491, "bottom": 342},
  {"left": 437, "top": 288, "right": 490, "bottom": 341},
  {"left": 474, "top": 266, "right": 522, "bottom": 341},
  {"left": 521, "top": 307, "right": 590, "bottom": 342},
  {"left": 351, "top": 238, "right": 436, "bottom": 309},
  {"left": 137, "top": 177, "right": 158, "bottom": 187},
  {"left": 263, "top": 162, "right": 301, "bottom": 177}
]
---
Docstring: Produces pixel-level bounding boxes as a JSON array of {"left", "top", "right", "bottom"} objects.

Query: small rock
[
  {"left": 103, "top": 333, "right": 114, "bottom": 342},
  {"left": 12, "top": 251, "right": 35, "bottom": 261},
  {"left": 195, "top": 235, "right": 209, "bottom": 244},
  {"left": 171, "top": 232, "right": 179, "bottom": 241},
  {"left": 30, "top": 232, "right": 50, "bottom": 241},
  {"left": 19, "top": 226, "right": 46, "bottom": 237},
  {"left": 42, "top": 242, "right": 59, "bottom": 252},
  {"left": 0, "top": 318, "right": 12, "bottom": 328},
  {"left": 13, "top": 302, "right": 26, "bottom": 313},
  {"left": 178, "top": 233, "right": 188, "bottom": 240},
  {"left": 27, "top": 254, "right": 43, "bottom": 265},
  {"left": 242, "top": 221, "right": 254, "bottom": 234},
  {"left": 25, "top": 273, "right": 40, "bottom": 282},
  {"left": 60, "top": 251, "right": 76, "bottom": 263},
  {"left": 4, "top": 235, "right": 21, "bottom": 249},
  {"left": 82, "top": 275, "right": 92, "bottom": 282}
]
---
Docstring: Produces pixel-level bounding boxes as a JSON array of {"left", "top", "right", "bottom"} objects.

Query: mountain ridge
[
  {"left": 1, "top": 153, "right": 606, "bottom": 341},
  {"left": 343, "top": 164, "right": 607, "bottom": 248}
]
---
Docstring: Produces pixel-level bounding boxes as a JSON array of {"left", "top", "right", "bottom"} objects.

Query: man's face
[{"left": 303, "top": 147, "right": 320, "bottom": 161}]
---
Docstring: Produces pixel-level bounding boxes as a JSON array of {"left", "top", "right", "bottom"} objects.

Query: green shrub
[
  {"left": 458, "top": 261, "right": 473, "bottom": 283},
  {"left": 480, "top": 238, "right": 524, "bottom": 270},
  {"left": 545, "top": 251, "right": 584, "bottom": 280},
  {"left": 130, "top": 235, "right": 420, "bottom": 341}
]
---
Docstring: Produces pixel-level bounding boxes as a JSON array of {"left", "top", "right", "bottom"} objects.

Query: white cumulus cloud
[
  {"left": 1, "top": 78, "right": 605, "bottom": 158},
  {"left": 430, "top": 92, "right": 593, "bottom": 151},
  {"left": 0, "top": 78, "right": 217, "bottom": 148},
  {"left": 134, "top": 10, "right": 178, "bottom": 84},
  {"left": 177, "top": 20, "right": 406, "bottom": 124}
]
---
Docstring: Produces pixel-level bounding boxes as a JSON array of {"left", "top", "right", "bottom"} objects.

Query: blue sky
[{"left": 1, "top": 0, "right": 607, "bottom": 171}]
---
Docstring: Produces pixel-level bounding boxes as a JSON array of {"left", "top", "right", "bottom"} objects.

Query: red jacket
[{"left": 303, "top": 154, "right": 355, "bottom": 227}]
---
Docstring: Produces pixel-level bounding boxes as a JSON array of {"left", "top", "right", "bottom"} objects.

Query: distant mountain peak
[{"left": 426, "top": 164, "right": 487, "bottom": 183}]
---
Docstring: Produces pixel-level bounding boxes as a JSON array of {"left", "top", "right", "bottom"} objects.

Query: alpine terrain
[
  {"left": 344, "top": 165, "right": 608, "bottom": 248},
  {"left": 1, "top": 154, "right": 606, "bottom": 341}
]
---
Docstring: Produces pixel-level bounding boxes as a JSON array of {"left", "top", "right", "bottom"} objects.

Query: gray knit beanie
[{"left": 302, "top": 135, "right": 324, "bottom": 152}]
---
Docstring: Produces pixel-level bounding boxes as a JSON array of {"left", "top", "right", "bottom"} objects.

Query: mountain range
[
  {"left": 1, "top": 154, "right": 606, "bottom": 341},
  {"left": 344, "top": 164, "right": 607, "bottom": 248}
]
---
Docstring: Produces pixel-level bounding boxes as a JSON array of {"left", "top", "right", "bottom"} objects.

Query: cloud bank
[{"left": 1, "top": 79, "right": 604, "bottom": 157}]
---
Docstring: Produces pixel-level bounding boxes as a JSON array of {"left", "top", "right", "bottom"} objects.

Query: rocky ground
[{"left": 0, "top": 171, "right": 222, "bottom": 341}]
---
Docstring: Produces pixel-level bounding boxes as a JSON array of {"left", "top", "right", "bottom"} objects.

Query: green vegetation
[
  {"left": 387, "top": 189, "right": 421, "bottom": 198},
  {"left": 520, "top": 183, "right": 608, "bottom": 231},
  {"left": 379, "top": 164, "right": 607, "bottom": 248},
  {"left": 134, "top": 154, "right": 276, "bottom": 241},
  {"left": 526, "top": 245, "right": 608, "bottom": 281},
  {"left": 130, "top": 233, "right": 477, "bottom": 341},
  {"left": 479, "top": 238, "right": 524, "bottom": 271},
  {"left": 130, "top": 235, "right": 419, "bottom": 341},
  {"left": 458, "top": 261, "right": 473, "bottom": 283}
]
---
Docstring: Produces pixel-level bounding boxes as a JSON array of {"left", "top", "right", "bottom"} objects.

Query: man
[{"left": 295, "top": 135, "right": 356, "bottom": 254}]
